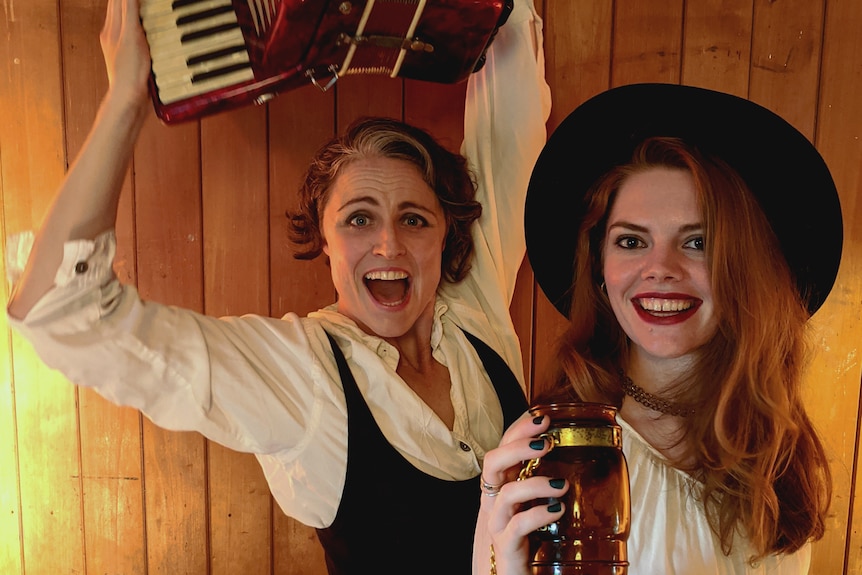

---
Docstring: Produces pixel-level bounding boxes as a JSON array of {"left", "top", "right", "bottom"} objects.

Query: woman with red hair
[{"left": 476, "top": 83, "right": 841, "bottom": 575}]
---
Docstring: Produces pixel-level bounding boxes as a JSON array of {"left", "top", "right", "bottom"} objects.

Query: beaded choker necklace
[{"left": 620, "top": 372, "right": 695, "bottom": 417}]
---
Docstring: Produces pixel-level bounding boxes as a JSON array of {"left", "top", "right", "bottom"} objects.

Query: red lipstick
[{"left": 631, "top": 293, "right": 702, "bottom": 326}]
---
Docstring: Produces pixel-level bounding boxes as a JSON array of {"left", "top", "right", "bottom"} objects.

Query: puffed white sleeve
[{"left": 6, "top": 231, "right": 322, "bottom": 455}]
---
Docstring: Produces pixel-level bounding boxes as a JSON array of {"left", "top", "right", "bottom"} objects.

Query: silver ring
[{"left": 480, "top": 476, "right": 503, "bottom": 497}]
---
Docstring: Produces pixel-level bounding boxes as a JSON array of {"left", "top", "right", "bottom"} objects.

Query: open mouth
[
  {"left": 635, "top": 297, "right": 694, "bottom": 317},
  {"left": 364, "top": 270, "right": 410, "bottom": 307}
]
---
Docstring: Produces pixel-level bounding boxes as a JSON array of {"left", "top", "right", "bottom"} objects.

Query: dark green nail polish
[
  {"left": 529, "top": 439, "right": 546, "bottom": 450},
  {"left": 533, "top": 415, "right": 544, "bottom": 425},
  {"left": 549, "top": 478, "right": 565, "bottom": 489},
  {"left": 547, "top": 500, "right": 562, "bottom": 513}
]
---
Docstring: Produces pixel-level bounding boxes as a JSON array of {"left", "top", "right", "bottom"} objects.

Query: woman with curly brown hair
[
  {"left": 475, "top": 83, "right": 841, "bottom": 574},
  {"left": 5, "top": 0, "right": 550, "bottom": 573}
]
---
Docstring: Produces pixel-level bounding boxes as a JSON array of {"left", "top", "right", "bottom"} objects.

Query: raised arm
[
  {"left": 461, "top": 0, "right": 551, "bottom": 304},
  {"left": 439, "top": 0, "right": 550, "bottom": 385},
  {"left": 7, "top": 0, "right": 151, "bottom": 319}
]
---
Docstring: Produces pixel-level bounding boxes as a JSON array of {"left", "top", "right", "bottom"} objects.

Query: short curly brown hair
[{"left": 287, "top": 117, "right": 482, "bottom": 283}]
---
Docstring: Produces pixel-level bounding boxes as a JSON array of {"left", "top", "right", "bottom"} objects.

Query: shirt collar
[{"left": 309, "top": 296, "right": 451, "bottom": 357}]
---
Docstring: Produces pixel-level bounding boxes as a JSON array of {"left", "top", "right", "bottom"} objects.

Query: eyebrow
[
  {"left": 608, "top": 221, "right": 703, "bottom": 234},
  {"left": 336, "top": 196, "right": 438, "bottom": 215}
]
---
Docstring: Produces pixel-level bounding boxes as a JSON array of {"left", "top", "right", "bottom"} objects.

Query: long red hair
[{"left": 543, "top": 136, "right": 831, "bottom": 560}]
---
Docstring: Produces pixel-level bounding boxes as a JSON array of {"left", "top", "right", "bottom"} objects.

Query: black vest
[{"left": 316, "top": 330, "right": 528, "bottom": 575}]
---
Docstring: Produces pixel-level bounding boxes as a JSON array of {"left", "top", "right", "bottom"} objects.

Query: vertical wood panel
[
  {"left": 337, "top": 75, "right": 403, "bottom": 124},
  {"left": 611, "top": 0, "right": 683, "bottom": 85},
  {"left": 0, "top": 1, "right": 26, "bottom": 573},
  {"left": 0, "top": 191, "right": 22, "bottom": 575},
  {"left": 543, "top": 0, "right": 612, "bottom": 129},
  {"left": 2, "top": 0, "right": 86, "bottom": 573},
  {"left": 749, "top": 0, "right": 823, "bottom": 135},
  {"left": 274, "top": 518, "right": 328, "bottom": 575},
  {"left": 12, "top": 348, "right": 83, "bottom": 575},
  {"left": 744, "top": 1, "right": 849, "bottom": 570},
  {"left": 60, "top": 0, "right": 147, "bottom": 572},
  {"left": 404, "top": 81, "right": 466, "bottom": 151},
  {"left": 201, "top": 105, "right": 273, "bottom": 574},
  {"left": 814, "top": 0, "right": 862, "bottom": 571},
  {"left": 682, "top": 0, "right": 752, "bottom": 94},
  {"left": 134, "top": 117, "right": 209, "bottom": 574},
  {"left": 268, "top": 87, "right": 334, "bottom": 574},
  {"left": 269, "top": 88, "right": 336, "bottom": 321}
]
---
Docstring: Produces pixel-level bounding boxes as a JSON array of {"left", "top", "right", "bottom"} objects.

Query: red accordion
[{"left": 140, "top": 0, "right": 512, "bottom": 124}]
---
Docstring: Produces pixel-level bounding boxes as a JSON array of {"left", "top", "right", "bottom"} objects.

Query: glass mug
[{"left": 520, "top": 402, "right": 631, "bottom": 574}]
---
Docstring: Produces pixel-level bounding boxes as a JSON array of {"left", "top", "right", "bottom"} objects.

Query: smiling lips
[
  {"left": 364, "top": 270, "right": 410, "bottom": 307},
  {"left": 633, "top": 296, "right": 700, "bottom": 325}
]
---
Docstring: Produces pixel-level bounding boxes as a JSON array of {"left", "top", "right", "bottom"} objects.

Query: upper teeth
[
  {"left": 639, "top": 298, "right": 692, "bottom": 312},
  {"left": 365, "top": 270, "right": 408, "bottom": 281}
]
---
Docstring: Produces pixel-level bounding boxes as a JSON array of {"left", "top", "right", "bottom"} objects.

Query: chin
[
  {"left": 366, "top": 322, "right": 413, "bottom": 340},
  {"left": 352, "top": 309, "right": 415, "bottom": 338}
]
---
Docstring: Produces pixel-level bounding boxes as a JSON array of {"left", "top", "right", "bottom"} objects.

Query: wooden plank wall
[{"left": 0, "top": 1, "right": 859, "bottom": 573}]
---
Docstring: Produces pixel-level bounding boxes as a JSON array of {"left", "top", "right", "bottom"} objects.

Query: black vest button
[
  {"left": 459, "top": 441, "right": 471, "bottom": 452},
  {"left": 74, "top": 261, "right": 89, "bottom": 274}
]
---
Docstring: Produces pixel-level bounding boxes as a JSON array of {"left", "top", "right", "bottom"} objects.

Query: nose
[
  {"left": 641, "top": 243, "right": 683, "bottom": 282},
  {"left": 373, "top": 223, "right": 406, "bottom": 258}
]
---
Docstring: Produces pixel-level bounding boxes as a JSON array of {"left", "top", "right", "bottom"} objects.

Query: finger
[
  {"left": 505, "top": 498, "right": 567, "bottom": 539},
  {"left": 499, "top": 410, "right": 548, "bottom": 446},
  {"left": 489, "top": 476, "right": 569, "bottom": 533},
  {"left": 481, "top": 428, "right": 553, "bottom": 487},
  {"left": 488, "top": 487, "right": 567, "bottom": 573}
]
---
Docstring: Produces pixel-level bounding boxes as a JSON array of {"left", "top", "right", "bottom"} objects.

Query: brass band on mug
[{"left": 547, "top": 426, "right": 622, "bottom": 448}]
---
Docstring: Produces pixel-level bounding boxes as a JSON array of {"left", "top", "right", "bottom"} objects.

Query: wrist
[{"left": 102, "top": 83, "right": 151, "bottom": 125}]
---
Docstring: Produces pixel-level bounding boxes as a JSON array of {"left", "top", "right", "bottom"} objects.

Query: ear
[{"left": 322, "top": 240, "right": 330, "bottom": 257}]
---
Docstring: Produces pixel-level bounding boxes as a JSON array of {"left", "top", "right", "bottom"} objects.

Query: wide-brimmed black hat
[{"left": 525, "top": 83, "right": 843, "bottom": 317}]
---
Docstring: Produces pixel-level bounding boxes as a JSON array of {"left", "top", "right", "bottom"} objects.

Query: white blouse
[{"left": 620, "top": 416, "right": 811, "bottom": 574}]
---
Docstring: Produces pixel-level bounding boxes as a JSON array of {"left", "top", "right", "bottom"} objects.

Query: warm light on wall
[{"left": 0, "top": 378, "right": 22, "bottom": 571}]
